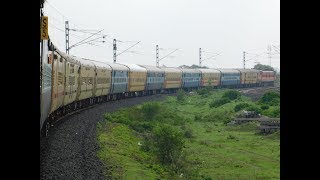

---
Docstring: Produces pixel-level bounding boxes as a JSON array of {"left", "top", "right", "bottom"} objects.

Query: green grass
[
  {"left": 97, "top": 89, "right": 280, "bottom": 179},
  {"left": 185, "top": 122, "right": 279, "bottom": 179},
  {"left": 97, "top": 122, "right": 168, "bottom": 179}
]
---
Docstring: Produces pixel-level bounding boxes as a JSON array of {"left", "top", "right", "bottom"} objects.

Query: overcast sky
[{"left": 44, "top": 0, "right": 280, "bottom": 70}]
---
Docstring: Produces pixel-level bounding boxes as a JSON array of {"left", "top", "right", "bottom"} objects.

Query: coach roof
[{"left": 118, "top": 63, "right": 147, "bottom": 72}]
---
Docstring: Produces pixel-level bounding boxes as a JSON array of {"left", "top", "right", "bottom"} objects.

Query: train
[{"left": 40, "top": 42, "right": 276, "bottom": 137}]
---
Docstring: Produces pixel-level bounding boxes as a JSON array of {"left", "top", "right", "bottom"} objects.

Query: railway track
[{"left": 40, "top": 94, "right": 172, "bottom": 180}]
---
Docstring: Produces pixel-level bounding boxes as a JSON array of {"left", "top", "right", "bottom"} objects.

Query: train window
[
  {"left": 71, "top": 68, "right": 74, "bottom": 74},
  {"left": 47, "top": 56, "right": 52, "bottom": 64},
  {"left": 58, "top": 72, "right": 63, "bottom": 85},
  {"left": 82, "top": 77, "right": 86, "bottom": 84}
]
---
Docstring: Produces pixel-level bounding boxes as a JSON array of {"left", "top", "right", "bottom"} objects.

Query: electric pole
[
  {"left": 199, "top": 48, "right": 202, "bottom": 67},
  {"left": 243, "top": 51, "right": 246, "bottom": 69},
  {"left": 156, "top": 45, "right": 159, "bottom": 67},
  {"left": 113, "top": 39, "right": 117, "bottom": 63},
  {"left": 65, "top": 21, "right": 69, "bottom": 54}
]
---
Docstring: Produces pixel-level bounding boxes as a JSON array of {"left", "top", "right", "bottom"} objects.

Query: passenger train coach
[{"left": 40, "top": 44, "right": 276, "bottom": 136}]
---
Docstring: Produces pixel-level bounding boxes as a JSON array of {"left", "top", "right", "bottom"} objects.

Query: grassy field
[{"left": 97, "top": 89, "right": 280, "bottom": 179}]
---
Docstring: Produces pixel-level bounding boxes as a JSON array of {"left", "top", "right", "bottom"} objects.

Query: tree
[
  {"left": 253, "top": 64, "right": 274, "bottom": 71},
  {"left": 259, "top": 91, "right": 280, "bottom": 106}
]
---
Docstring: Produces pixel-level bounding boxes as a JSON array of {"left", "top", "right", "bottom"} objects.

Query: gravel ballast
[{"left": 40, "top": 94, "right": 171, "bottom": 180}]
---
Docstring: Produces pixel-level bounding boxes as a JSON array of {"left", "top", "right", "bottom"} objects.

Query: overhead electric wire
[
  {"left": 116, "top": 41, "right": 141, "bottom": 57},
  {"left": 69, "top": 29, "right": 106, "bottom": 36},
  {"left": 72, "top": 35, "right": 106, "bottom": 47},
  {"left": 159, "top": 49, "right": 179, "bottom": 61},
  {"left": 86, "top": 42, "right": 103, "bottom": 47},
  {"left": 49, "top": 23, "right": 65, "bottom": 32},
  {"left": 46, "top": 1, "right": 101, "bottom": 34},
  {"left": 49, "top": 22, "right": 99, "bottom": 43},
  {"left": 69, "top": 29, "right": 104, "bottom": 49},
  {"left": 70, "top": 29, "right": 101, "bottom": 32},
  {"left": 272, "top": 45, "right": 280, "bottom": 54},
  {"left": 48, "top": 15, "right": 65, "bottom": 25},
  {"left": 46, "top": 1, "right": 66, "bottom": 20},
  {"left": 117, "top": 40, "right": 139, "bottom": 43},
  {"left": 201, "top": 53, "right": 221, "bottom": 61},
  {"left": 245, "top": 52, "right": 266, "bottom": 61}
]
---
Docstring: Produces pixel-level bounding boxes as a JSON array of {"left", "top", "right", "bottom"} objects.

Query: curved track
[{"left": 40, "top": 94, "right": 171, "bottom": 180}]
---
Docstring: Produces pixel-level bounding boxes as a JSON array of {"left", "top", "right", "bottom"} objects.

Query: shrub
[
  {"left": 209, "top": 98, "right": 230, "bottom": 108},
  {"left": 129, "top": 121, "right": 153, "bottom": 133},
  {"left": 157, "top": 109, "right": 186, "bottom": 126},
  {"left": 197, "top": 87, "right": 212, "bottom": 96},
  {"left": 141, "top": 102, "right": 161, "bottom": 120},
  {"left": 262, "top": 106, "right": 280, "bottom": 118},
  {"left": 203, "top": 176, "right": 213, "bottom": 180},
  {"left": 184, "top": 128, "right": 194, "bottom": 139},
  {"left": 222, "top": 90, "right": 241, "bottom": 100},
  {"left": 104, "top": 111, "right": 130, "bottom": 124},
  {"left": 234, "top": 102, "right": 250, "bottom": 112},
  {"left": 223, "top": 118, "right": 233, "bottom": 125},
  {"left": 245, "top": 105, "right": 262, "bottom": 114},
  {"left": 199, "top": 140, "right": 212, "bottom": 146},
  {"left": 268, "top": 107, "right": 280, "bottom": 118},
  {"left": 194, "top": 114, "right": 203, "bottom": 121},
  {"left": 152, "top": 124, "right": 185, "bottom": 165},
  {"left": 201, "top": 110, "right": 233, "bottom": 124},
  {"left": 140, "top": 133, "right": 153, "bottom": 152},
  {"left": 260, "top": 105, "right": 269, "bottom": 110},
  {"left": 272, "top": 108, "right": 280, "bottom": 118},
  {"left": 227, "top": 134, "right": 237, "bottom": 140},
  {"left": 259, "top": 91, "right": 280, "bottom": 106},
  {"left": 177, "top": 89, "right": 186, "bottom": 102}
]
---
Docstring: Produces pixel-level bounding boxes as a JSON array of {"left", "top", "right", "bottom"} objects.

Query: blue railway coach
[
  {"left": 138, "top": 65, "right": 165, "bottom": 94},
  {"left": 180, "top": 68, "right": 201, "bottom": 89},
  {"left": 218, "top": 69, "right": 241, "bottom": 87},
  {"left": 104, "top": 62, "right": 129, "bottom": 94}
]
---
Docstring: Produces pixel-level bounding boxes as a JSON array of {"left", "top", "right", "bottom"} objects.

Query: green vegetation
[
  {"left": 151, "top": 124, "right": 185, "bottom": 167},
  {"left": 259, "top": 91, "right": 280, "bottom": 106},
  {"left": 234, "top": 102, "right": 250, "bottom": 112},
  {"left": 253, "top": 63, "right": 275, "bottom": 71},
  {"left": 258, "top": 91, "right": 280, "bottom": 118},
  {"left": 197, "top": 87, "right": 212, "bottom": 97},
  {"left": 97, "top": 88, "right": 280, "bottom": 179},
  {"left": 177, "top": 89, "right": 187, "bottom": 103},
  {"left": 209, "top": 90, "right": 242, "bottom": 108},
  {"left": 209, "top": 97, "right": 230, "bottom": 108},
  {"left": 222, "top": 90, "right": 241, "bottom": 100}
]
